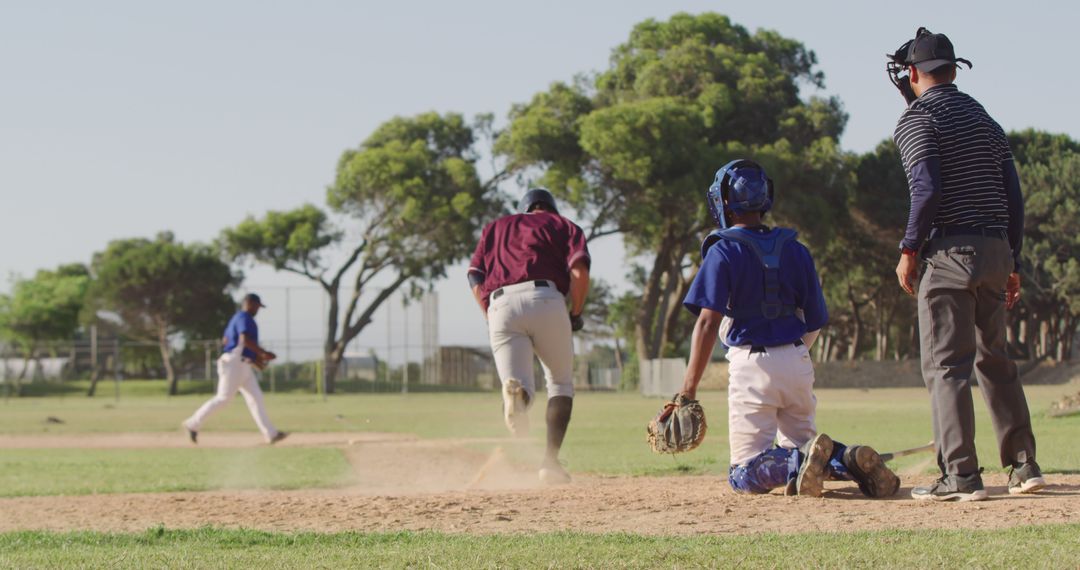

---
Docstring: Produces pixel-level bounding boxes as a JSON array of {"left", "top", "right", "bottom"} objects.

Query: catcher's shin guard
[
  {"left": 827, "top": 441, "right": 854, "bottom": 481},
  {"left": 728, "top": 447, "right": 799, "bottom": 494}
]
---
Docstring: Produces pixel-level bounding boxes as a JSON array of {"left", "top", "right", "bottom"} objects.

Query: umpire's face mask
[{"left": 886, "top": 39, "right": 918, "bottom": 104}]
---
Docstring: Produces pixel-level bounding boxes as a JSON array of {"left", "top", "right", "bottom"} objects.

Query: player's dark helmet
[
  {"left": 706, "top": 160, "right": 774, "bottom": 229},
  {"left": 518, "top": 188, "right": 560, "bottom": 215}
]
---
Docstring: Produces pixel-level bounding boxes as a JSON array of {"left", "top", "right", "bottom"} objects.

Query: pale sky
[{"left": 3, "top": 0, "right": 1077, "bottom": 359}]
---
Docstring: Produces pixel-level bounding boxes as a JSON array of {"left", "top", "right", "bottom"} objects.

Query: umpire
[
  {"left": 468, "top": 188, "right": 590, "bottom": 485},
  {"left": 889, "top": 28, "right": 1043, "bottom": 501}
]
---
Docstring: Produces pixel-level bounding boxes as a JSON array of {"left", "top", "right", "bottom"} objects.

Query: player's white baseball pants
[
  {"left": 726, "top": 342, "right": 816, "bottom": 466},
  {"left": 488, "top": 281, "right": 575, "bottom": 403},
  {"left": 184, "top": 345, "right": 279, "bottom": 442}
]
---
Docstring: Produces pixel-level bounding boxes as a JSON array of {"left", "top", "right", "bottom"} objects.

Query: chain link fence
[{"left": 0, "top": 336, "right": 623, "bottom": 398}]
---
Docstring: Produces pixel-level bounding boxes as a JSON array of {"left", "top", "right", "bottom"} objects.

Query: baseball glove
[
  {"left": 244, "top": 357, "right": 269, "bottom": 371},
  {"left": 646, "top": 393, "right": 707, "bottom": 454}
]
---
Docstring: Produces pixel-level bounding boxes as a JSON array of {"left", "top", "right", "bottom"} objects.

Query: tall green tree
[
  {"left": 1009, "top": 130, "right": 1080, "bottom": 360},
  {"left": 496, "top": 12, "right": 849, "bottom": 361},
  {"left": 221, "top": 112, "right": 504, "bottom": 391},
  {"left": 87, "top": 232, "right": 238, "bottom": 394},
  {"left": 0, "top": 264, "right": 89, "bottom": 385},
  {"left": 814, "top": 141, "right": 914, "bottom": 362}
]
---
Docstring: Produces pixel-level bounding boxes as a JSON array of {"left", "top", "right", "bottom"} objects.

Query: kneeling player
[{"left": 679, "top": 160, "right": 899, "bottom": 498}]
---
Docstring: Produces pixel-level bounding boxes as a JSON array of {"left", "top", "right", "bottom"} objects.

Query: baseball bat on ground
[{"left": 879, "top": 441, "right": 934, "bottom": 462}]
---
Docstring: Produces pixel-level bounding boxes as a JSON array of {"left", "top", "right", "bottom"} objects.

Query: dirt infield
[
  {"left": 2, "top": 432, "right": 1078, "bottom": 535},
  {"left": 2, "top": 474, "right": 1077, "bottom": 535}
]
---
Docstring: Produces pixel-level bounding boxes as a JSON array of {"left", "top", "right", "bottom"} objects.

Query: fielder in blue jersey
[
  {"left": 678, "top": 160, "right": 900, "bottom": 498},
  {"left": 183, "top": 293, "right": 287, "bottom": 445}
]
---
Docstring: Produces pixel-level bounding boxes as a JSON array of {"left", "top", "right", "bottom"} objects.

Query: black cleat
[
  {"left": 843, "top": 445, "right": 900, "bottom": 498},
  {"left": 1008, "top": 461, "right": 1046, "bottom": 495},
  {"left": 796, "top": 434, "right": 833, "bottom": 497},
  {"left": 269, "top": 431, "right": 288, "bottom": 445},
  {"left": 183, "top": 423, "right": 197, "bottom": 444},
  {"left": 911, "top": 471, "right": 987, "bottom": 502}
]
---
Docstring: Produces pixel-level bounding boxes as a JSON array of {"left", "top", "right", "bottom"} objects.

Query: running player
[{"left": 183, "top": 293, "right": 286, "bottom": 444}]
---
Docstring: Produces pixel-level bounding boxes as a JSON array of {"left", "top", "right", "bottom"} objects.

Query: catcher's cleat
[
  {"left": 269, "top": 431, "right": 288, "bottom": 445},
  {"left": 911, "top": 471, "right": 987, "bottom": 502},
  {"left": 183, "top": 422, "right": 198, "bottom": 444},
  {"left": 1008, "top": 461, "right": 1046, "bottom": 495},
  {"left": 538, "top": 459, "right": 571, "bottom": 485},
  {"left": 502, "top": 378, "right": 530, "bottom": 437},
  {"left": 843, "top": 445, "right": 900, "bottom": 498},
  {"left": 796, "top": 433, "right": 833, "bottom": 497}
]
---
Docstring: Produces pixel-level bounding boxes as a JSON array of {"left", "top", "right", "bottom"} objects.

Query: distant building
[
  {"left": 437, "top": 346, "right": 496, "bottom": 389},
  {"left": 340, "top": 354, "right": 378, "bottom": 381},
  {"left": 0, "top": 358, "right": 69, "bottom": 382}
]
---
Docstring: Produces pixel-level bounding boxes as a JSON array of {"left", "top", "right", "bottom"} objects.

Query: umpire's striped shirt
[{"left": 893, "top": 83, "right": 1024, "bottom": 269}]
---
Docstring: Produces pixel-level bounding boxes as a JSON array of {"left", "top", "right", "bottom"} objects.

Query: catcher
[
  {"left": 674, "top": 160, "right": 899, "bottom": 498},
  {"left": 183, "top": 293, "right": 287, "bottom": 445}
]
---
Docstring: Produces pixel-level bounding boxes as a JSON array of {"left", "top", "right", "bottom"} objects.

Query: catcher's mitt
[{"left": 647, "top": 393, "right": 707, "bottom": 454}]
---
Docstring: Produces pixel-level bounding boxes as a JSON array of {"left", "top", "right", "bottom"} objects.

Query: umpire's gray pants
[{"left": 918, "top": 234, "right": 1037, "bottom": 475}]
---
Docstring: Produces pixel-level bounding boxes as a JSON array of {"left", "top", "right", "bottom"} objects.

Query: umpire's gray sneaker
[
  {"left": 1008, "top": 461, "right": 1046, "bottom": 495},
  {"left": 796, "top": 433, "right": 833, "bottom": 497},
  {"left": 911, "top": 472, "right": 988, "bottom": 502}
]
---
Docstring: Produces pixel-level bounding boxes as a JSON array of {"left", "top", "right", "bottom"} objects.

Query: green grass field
[
  {"left": 2, "top": 384, "right": 1078, "bottom": 498},
  {"left": 1, "top": 525, "right": 1079, "bottom": 569},
  {"left": 2, "top": 384, "right": 1078, "bottom": 568},
  {"left": 0, "top": 448, "right": 351, "bottom": 497}
]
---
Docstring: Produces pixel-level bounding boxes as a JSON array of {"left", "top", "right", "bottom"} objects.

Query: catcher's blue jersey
[{"left": 683, "top": 226, "right": 828, "bottom": 347}]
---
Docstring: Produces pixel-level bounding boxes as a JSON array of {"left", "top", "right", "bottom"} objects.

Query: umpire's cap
[
  {"left": 242, "top": 293, "right": 266, "bottom": 308},
  {"left": 905, "top": 27, "right": 972, "bottom": 73},
  {"left": 518, "top": 188, "right": 559, "bottom": 215}
]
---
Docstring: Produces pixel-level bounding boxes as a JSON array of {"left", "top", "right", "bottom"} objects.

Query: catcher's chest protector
[{"left": 700, "top": 228, "right": 799, "bottom": 320}]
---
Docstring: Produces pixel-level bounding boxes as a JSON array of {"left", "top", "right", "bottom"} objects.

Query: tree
[
  {"left": 221, "top": 112, "right": 504, "bottom": 391},
  {"left": 0, "top": 264, "right": 89, "bottom": 387},
  {"left": 815, "top": 141, "right": 915, "bottom": 361},
  {"left": 1008, "top": 131, "right": 1080, "bottom": 360},
  {"left": 87, "top": 232, "right": 238, "bottom": 394},
  {"left": 496, "top": 13, "right": 849, "bottom": 361}
]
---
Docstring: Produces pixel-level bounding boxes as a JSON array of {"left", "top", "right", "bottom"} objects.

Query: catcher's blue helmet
[
  {"left": 518, "top": 188, "right": 559, "bottom": 215},
  {"left": 706, "top": 160, "right": 774, "bottom": 229}
]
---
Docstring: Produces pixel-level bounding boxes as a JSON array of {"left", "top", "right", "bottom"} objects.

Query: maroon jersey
[{"left": 468, "top": 212, "right": 590, "bottom": 309}]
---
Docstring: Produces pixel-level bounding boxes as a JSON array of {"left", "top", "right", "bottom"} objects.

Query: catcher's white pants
[
  {"left": 487, "top": 281, "right": 575, "bottom": 403},
  {"left": 726, "top": 343, "right": 816, "bottom": 466},
  {"left": 184, "top": 349, "right": 279, "bottom": 442}
]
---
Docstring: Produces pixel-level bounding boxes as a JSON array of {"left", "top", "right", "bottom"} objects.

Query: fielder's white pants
[
  {"left": 185, "top": 349, "right": 279, "bottom": 442},
  {"left": 726, "top": 343, "right": 816, "bottom": 466},
  {"left": 488, "top": 281, "right": 575, "bottom": 403}
]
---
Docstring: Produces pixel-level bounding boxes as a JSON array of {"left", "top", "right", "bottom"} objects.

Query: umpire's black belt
[
  {"left": 929, "top": 226, "right": 1007, "bottom": 240},
  {"left": 749, "top": 338, "right": 804, "bottom": 354},
  {"left": 491, "top": 279, "right": 550, "bottom": 300}
]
